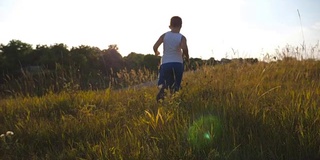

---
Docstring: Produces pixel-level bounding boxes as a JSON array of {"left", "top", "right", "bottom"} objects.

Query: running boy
[{"left": 153, "top": 16, "right": 189, "bottom": 101}]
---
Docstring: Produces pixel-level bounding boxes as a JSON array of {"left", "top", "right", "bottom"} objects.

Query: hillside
[{"left": 0, "top": 60, "right": 319, "bottom": 159}]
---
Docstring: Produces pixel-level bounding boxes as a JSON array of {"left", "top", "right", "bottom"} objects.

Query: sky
[{"left": 1, "top": 0, "right": 320, "bottom": 60}]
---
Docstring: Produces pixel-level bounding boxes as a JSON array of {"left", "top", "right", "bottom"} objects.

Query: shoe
[{"left": 156, "top": 87, "right": 165, "bottom": 102}]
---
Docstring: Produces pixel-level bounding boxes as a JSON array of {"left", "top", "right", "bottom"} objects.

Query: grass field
[{"left": 0, "top": 58, "right": 320, "bottom": 159}]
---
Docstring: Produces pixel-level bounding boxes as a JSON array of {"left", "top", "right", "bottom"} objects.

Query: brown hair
[{"left": 170, "top": 16, "right": 182, "bottom": 28}]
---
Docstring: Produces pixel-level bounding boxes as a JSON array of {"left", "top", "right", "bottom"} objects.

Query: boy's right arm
[{"left": 153, "top": 34, "right": 165, "bottom": 56}]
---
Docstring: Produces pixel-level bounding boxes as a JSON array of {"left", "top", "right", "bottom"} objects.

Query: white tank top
[{"left": 161, "top": 31, "right": 183, "bottom": 64}]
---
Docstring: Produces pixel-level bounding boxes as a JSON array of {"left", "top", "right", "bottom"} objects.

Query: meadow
[{"left": 0, "top": 55, "right": 320, "bottom": 159}]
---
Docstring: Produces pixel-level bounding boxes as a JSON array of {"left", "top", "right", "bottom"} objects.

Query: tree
[
  {"left": 70, "top": 45, "right": 101, "bottom": 74},
  {"left": 49, "top": 43, "right": 70, "bottom": 67},
  {"left": 124, "top": 52, "right": 144, "bottom": 70},
  {"left": 0, "top": 40, "right": 33, "bottom": 73},
  {"left": 142, "top": 54, "right": 161, "bottom": 72},
  {"left": 32, "top": 45, "right": 49, "bottom": 66},
  {"left": 100, "top": 44, "right": 124, "bottom": 74},
  {"left": 0, "top": 48, "right": 5, "bottom": 73},
  {"left": 37, "top": 45, "right": 57, "bottom": 69}
]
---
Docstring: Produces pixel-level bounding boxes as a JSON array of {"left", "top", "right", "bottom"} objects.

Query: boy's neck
[{"left": 170, "top": 27, "right": 181, "bottom": 33}]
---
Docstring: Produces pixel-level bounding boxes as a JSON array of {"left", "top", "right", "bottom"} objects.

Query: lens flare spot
[
  {"left": 204, "top": 132, "right": 211, "bottom": 140},
  {"left": 188, "top": 115, "right": 222, "bottom": 150}
]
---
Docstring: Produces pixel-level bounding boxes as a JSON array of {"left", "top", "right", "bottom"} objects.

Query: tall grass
[
  {"left": 0, "top": 50, "right": 320, "bottom": 159},
  {"left": 0, "top": 66, "right": 157, "bottom": 98}
]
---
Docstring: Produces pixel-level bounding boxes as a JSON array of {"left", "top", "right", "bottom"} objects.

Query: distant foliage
[
  {"left": 0, "top": 40, "right": 162, "bottom": 96},
  {"left": 0, "top": 40, "right": 33, "bottom": 73},
  {"left": 0, "top": 39, "right": 262, "bottom": 97}
]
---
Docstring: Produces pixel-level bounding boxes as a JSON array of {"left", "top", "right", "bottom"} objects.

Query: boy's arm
[
  {"left": 181, "top": 36, "right": 189, "bottom": 62},
  {"left": 153, "top": 34, "right": 165, "bottom": 56}
]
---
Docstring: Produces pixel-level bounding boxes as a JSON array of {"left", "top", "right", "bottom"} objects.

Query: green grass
[{"left": 0, "top": 59, "right": 320, "bottom": 159}]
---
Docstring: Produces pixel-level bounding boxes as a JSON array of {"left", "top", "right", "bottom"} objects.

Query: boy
[{"left": 153, "top": 16, "right": 189, "bottom": 102}]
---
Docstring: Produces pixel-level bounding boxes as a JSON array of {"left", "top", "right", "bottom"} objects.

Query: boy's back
[{"left": 162, "top": 31, "right": 184, "bottom": 64}]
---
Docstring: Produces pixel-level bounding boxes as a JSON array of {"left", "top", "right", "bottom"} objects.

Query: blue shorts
[{"left": 158, "top": 62, "right": 184, "bottom": 92}]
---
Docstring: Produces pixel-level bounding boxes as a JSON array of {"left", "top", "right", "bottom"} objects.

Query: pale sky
[{"left": 1, "top": 0, "right": 320, "bottom": 60}]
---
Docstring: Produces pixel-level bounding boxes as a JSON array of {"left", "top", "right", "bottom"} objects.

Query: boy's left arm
[{"left": 181, "top": 36, "right": 189, "bottom": 62}]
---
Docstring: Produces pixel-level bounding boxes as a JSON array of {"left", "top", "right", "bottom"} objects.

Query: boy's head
[{"left": 170, "top": 16, "right": 182, "bottom": 28}]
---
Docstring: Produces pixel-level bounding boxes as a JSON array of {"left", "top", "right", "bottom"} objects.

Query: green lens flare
[
  {"left": 188, "top": 115, "right": 222, "bottom": 150},
  {"left": 204, "top": 132, "right": 211, "bottom": 140}
]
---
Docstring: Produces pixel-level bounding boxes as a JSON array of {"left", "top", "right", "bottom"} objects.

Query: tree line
[{"left": 0, "top": 40, "right": 161, "bottom": 77}]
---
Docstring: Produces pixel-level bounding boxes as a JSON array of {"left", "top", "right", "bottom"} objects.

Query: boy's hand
[
  {"left": 155, "top": 51, "right": 160, "bottom": 56},
  {"left": 184, "top": 57, "right": 189, "bottom": 63}
]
